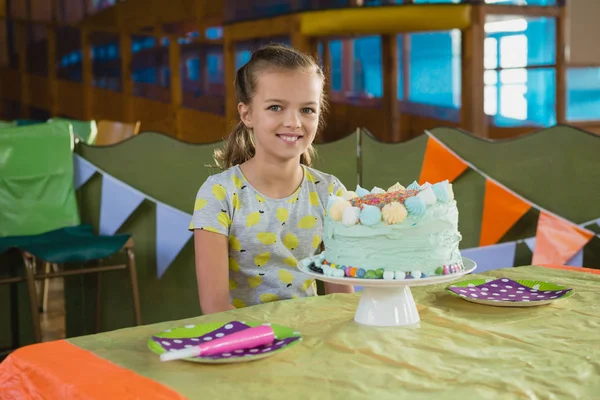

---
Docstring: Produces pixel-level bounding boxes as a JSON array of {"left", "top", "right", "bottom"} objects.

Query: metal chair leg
[
  {"left": 126, "top": 247, "right": 142, "bottom": 325},
  {"left": 41, "top": 262, "right": 51, "bottom": 313},
  {"left": 21, "top": 253, "right": 42, "bottom": 343}
]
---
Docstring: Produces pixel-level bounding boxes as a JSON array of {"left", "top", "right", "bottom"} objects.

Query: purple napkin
[{"left": 449, "top": 278, "right": 572, "bottom": 302}]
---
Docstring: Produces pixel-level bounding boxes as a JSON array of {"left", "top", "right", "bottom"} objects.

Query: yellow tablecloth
[{"left": 2, "top": 266, "right": 600, "bottom": 399}]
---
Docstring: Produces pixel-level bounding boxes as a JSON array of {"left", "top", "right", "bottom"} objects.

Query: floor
[{"left": 39, "top": 277, "right": 66, "bottom": 342}]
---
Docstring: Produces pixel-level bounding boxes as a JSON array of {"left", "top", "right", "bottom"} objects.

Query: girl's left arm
[{"left": 324, "top": 281, "right": 355, "bottom": 294}]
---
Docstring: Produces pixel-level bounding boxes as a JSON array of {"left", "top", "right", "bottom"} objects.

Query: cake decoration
[
  {"left": 387, "top": 182, "right": 406, "bottom": 193},
  {"left": 341, "top": 190, "right": 358, "bottom": 201},
  {"left": 381, "top": 202, "right": 408, "bottom": 225},
  {"left": 342, "top": 206, "right": 360, "bottom": 226},
  {"left": 404, "top": 196, "right": 426, "bottom": 217},
  {"left": 370, "top": 187, "right": 386, "bottom": 194},
  {"left": 406, "top": 181, "right": 420, "bottom": 191},
  {"left": 432, "top": 180, "right": 453, "bottom": 203},
  {"left": 355, "top": 185, "right": 371, "bottom": 198},
  {"left": 348, "top": 189, "right": 418, "bottom": 210},
  {"left": 329, "top": 200, "right": 350, "bottom": 221},
  {"left": 417, "top": 186, "right": 437, "bottom": 205},
  {"left": 359, "top": 204, "right": 382, "bottom": 226}
]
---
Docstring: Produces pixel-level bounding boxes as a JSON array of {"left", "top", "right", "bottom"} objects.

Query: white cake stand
[{"left": 299, "top": 257, "right": 477, "bottom": 327}]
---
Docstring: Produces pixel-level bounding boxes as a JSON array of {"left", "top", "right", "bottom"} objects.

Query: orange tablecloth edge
[
  {"left": 539, "top": 264, "right": 600, "bottom": 275},
  {"left": 0, "top": 339, "right": 186, "bottom": 400}
]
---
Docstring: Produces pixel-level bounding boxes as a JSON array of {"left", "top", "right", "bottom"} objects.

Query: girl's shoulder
[
  {"left": 302, "top": 166, "right": 346, "bottom": 198},
  {"left": 198, "top": 165, "right": 245, "bottom": 191}
]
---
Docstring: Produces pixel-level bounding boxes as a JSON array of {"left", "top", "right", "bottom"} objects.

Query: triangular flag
[
  {"left": 461, "top": 241, "right": 517, "bottom": 273},
  {"left": 479, "top": 179, "right": 532, "bottom": 246},
  {"left": 418, "top": 136, "right": 468, "bottom": 185},
  {"left": 99, "top": 175, "right": 145, "bottom": 235},
  {"left": 156, "top": 203, "right": 193, "bottom": 278},
  {"left": 524, "top": 237, "right": 536, "bottom": 252},
  {"left": 566, "top": 249, "right": 583, "bottom": 268},
  {"left": 73, "top": 154, "right": 97, "bottom": 189},
  {"left": 532, "top": 211, "right": 594, "bottom": 266}
]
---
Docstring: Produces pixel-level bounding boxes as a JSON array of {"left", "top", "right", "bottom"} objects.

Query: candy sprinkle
[{"left": 349, "top": 189, "right": 419, "bottom": 210}]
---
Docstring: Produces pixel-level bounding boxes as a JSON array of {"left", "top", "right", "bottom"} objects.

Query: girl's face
[{"left": 239, "top": 69, "right": 322, "bottom": 164}]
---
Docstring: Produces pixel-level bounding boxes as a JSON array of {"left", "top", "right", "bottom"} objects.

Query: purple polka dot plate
[
  {"left": 446, "top": 277, "right": 574, "bottom": 307},
  {"left": 148, "top": 321, "right": 302, "bottom": 364}
]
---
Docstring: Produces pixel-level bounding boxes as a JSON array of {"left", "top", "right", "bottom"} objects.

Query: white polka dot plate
[
  {"left": 148, "top": 321, "right": 302, "bottom": 364},
  {"left": 446, "top": 277, "right": 574, "bottom": 307}
]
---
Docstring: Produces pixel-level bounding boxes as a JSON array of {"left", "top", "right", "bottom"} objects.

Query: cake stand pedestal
[{"left": 299, "top": 257, "right": 477, "bottom": 327}]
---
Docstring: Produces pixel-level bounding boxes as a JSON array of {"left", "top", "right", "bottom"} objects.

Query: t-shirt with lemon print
[{"left": 189, "top": 164, "right": 345, "bottom": 308}]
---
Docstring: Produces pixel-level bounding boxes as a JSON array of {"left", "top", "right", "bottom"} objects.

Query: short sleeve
[{"left": 188, "top": 176, "right": 231, "bottom": 236}]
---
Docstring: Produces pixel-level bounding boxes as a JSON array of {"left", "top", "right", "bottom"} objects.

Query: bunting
[
  {"left": 73, "top": 154, "right": 193, "bottom": 278},
  {"left": 479, "top": 179, "right": 531, "bottom": 246},
  {"left": 531, "top": 211, "right": 594, "bottom": 266},
  {"left": 423, "top": 131, "right": 596, "bottom": 266},
  {"left": 418, "top": 135, "right": 468, "bottom": 185},
  {"left": 99, "top": 175, "right": 145, "bottom": 236},
  {"left": 73, "top": 155, "right": 97, "bottom": 189}
]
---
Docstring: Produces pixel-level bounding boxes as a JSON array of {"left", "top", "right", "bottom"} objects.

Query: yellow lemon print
[
  {"left": 217, "top": 210, "right": 232, "bottom": 228},
  {"left": 309, "top": 191, "right": 320, "bottom": 206},
  {"left": 257, "top": 232, "right": 277, "bottom": 245},
  {"left": 232, "top": 192, "right": 241, "bottom": 210},
  {"left": 327, "top": 182, "right": 334, "bottom": 195},
  {"left": 287, "top": 188, "right": 301, "bottom": 204},
  {"left": 229, "top": 278, "right": 237, "bottom": 290},
  {"left": 335, "top": 187, "right": 344, "bottom": 197},
  {"left": 232, "top": 298, "right": 246, "bottom": 308},
  {"left": 312, "top": 235, "right": 321, "bottom": 249},
  {"left": 248, "top": 275, "right": 262, "bottom": 289},
  {"left": 283, "top": 257, "right": 297, "bottom": 268},
  {"left": 254, "top": 252, "right": 271, "bottom": 267},
  {"left": 229, "top": 235, "right": 244, "bottom": 252},
  {"left": 276, "top": 208, "right": 289, "bottom": 225},
  {"left": 202, "top": 226, "right": 220, "bottom": 234},
  {"left": 229, "top": 257, "right": 240, "bottom": 272},
  {"left": 305, "top": 169, "right": 316, "bottom": 183},
  {"left": 194, "top": 198, "right": 208, "bottom": 211},
  {"left": 283, "top": 233, "right": 299, "bottom": 251},
  {"left": 256, "top": 194, "right": 266, "bottom": 203},
  {"left": 188, "top": 221, "right": 194, "bottom": 229},
  {"left": 212, "top": 184, "right": 227, "bottom": 201},
  {"left": 246, "top": 211, "right": 263, "bottom": 228},
  {"left": 278, "top": 269, "right": 294, "bottom": 287},
  {"left": 260, "top": 293, "right": 279, "bottom": 303},
  {"left": 231, "top": 175, "right": 244, "bottom": 189},
  {"left": 298, "top": 215, "right": 318, "bottom": 229},
  {"left": 302, "top": 279, "right": 315, "bottom": 291}
]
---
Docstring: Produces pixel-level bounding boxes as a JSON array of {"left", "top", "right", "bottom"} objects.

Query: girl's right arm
[{"left": 194, "top": 229, "right": 236, "bottom": 314}]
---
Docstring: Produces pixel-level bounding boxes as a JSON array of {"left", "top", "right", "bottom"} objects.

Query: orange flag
[
  {"left": 419, "top": 136, "right": 468, "bottom": 185},
  {"left": 479, "top": 179, "right": 531, "bottom": 246},
  {"left": 532, "top": 211, "right": 594, "bottom": 266}
]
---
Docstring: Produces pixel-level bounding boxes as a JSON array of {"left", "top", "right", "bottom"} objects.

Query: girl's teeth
[{"left": 281, "top": 136, "right": 298, "bottom": 142}]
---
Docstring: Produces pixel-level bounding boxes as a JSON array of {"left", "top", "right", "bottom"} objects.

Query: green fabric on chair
[
  {"left": 14, "top": 119, "right": 42, "bottom": 126},
  {"left": 0, "top": 121, "right": 80, "bottom": 237},
  {"left": 48, "top": 118, "right": 97, "bottom": 145},
  {"left": 0, "top": 225, "right": 130, "bottom": 263}
]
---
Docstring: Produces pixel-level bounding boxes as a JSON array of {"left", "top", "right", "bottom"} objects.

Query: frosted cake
[{"left": 301, "top": 180, "right": 464, "bottom": 280}]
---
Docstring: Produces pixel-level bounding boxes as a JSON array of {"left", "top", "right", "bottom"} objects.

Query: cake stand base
[{"left": 299, "top": 257, "right": 477, "bottom": 327}]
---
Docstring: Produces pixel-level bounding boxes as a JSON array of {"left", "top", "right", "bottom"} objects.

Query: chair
[
  {"left": 47, "top": 117, "right": 98, "bottom": 144},
  {"left": 95, "top": 120, "right": 141, "bottom": 146},
  {"left": 0, "top": 121, "right": 141, "bottom": 349}
]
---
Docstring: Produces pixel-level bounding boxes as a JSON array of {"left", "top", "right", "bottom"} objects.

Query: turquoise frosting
[
  {"left": 404, "top": 196, "right": 427, "bottom": 217},
  {"left": 323, "top": 202, "right": 462, "bottom": 274},
  {"left": 432, "top": 181, "right": 451, "bottom": 203},
  {"left": 355, "top": 185, "right": 370, "bottom": 198},
  {"left": 406, "top": 181, "right": 420, "bottom": 191},
  {"left": 359, "top": 205, "right": 382, "bottom": 226}
]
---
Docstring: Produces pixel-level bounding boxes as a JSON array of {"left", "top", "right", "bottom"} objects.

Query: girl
[{"left": 189, "top": 43, "right": 353, "bottom": 315}]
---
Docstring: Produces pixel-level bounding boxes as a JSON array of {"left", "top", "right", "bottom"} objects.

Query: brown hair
[{"left": 213, "top": 43, "right": 328, "bottom": 170}]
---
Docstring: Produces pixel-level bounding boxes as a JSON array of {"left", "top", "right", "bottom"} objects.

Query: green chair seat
[{"left": 0, "top": 225, "right": 130, "bottom": 263}]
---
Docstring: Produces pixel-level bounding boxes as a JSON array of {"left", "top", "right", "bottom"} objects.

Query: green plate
[
  {"left": 446, "top": 277, "right": 574, "bottom": 307},
  {"left": 148, "top": 320, "right": 302, "bottom": 364}
]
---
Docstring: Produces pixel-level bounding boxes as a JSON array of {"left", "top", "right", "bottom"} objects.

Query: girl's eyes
[{"left": 267, "top": 105, "right": 317, "bottom": 114}]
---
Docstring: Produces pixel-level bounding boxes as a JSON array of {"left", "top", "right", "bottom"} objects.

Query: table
[{"left": 1, "top": 265, "right": 600, "bottom": 399}]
